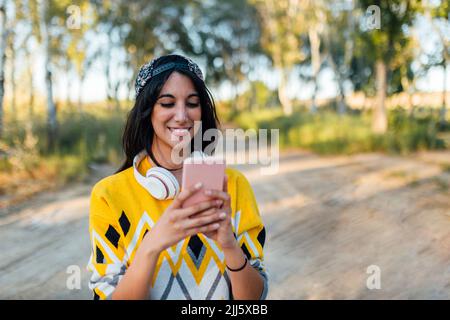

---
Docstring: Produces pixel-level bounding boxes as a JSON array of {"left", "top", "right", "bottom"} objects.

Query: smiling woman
[
  {"left": 86, "top": 54, "right": 268, "bottom": 300},
  {"left": 150, "top": 72, "right": 202, "bottom": 171},
  {"left": 118, "top": 54, "right": 219, "bottom": 174}
]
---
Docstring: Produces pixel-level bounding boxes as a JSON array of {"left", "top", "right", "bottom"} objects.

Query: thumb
[{"left": 171, "top": 182, "right": 203, "bottom": 209}]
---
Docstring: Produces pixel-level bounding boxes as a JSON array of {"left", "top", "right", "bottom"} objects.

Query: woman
[{"left": 87, "top": 54, "right": 268, "bottom": 300}]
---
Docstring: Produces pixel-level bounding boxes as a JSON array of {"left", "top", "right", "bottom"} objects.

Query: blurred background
[{"left": 0, "top": 0, "right": 449, "bottom": 299}]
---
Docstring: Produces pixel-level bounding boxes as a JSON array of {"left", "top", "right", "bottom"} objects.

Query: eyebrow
[{"left": 157, "top": 93, "right": 199, "bottom": 99}]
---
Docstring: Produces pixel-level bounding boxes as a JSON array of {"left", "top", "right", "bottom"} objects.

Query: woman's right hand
[{"left": 141, "top": 183, "right": 226, "bottom": 254}]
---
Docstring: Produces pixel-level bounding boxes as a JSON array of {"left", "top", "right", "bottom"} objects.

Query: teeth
[{"left": 169, "top": 127, "right": 191, "bottom": 136}]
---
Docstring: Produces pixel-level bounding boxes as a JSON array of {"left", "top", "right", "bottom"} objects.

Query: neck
[{"left": 150, "top": 140, "right": 184, "bottom": 171}]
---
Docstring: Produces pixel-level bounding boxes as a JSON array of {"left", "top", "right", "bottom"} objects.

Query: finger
[
  {"left": 171, "top": 182, "right": 203, "bottom": 209},
  {"left": 192, "top": 209, "right": 229, "bottom": 224},
  {"left": 182, "top": 210, "right": 227, "bottom": 230},
  {"left": 188, "top": 206, "right": 219, "bottom": 219},
  {"left": 185, "top": 221, "right": 221, "bottom": 237},
  {"left": 203, "top": 189, "right": 230, "bottom": 203},
  {"left": 176, "top": 199, "right": 223, "bottom": 219},
  {"left": 186, "top": 207, "right": 218, "bottom": 220}
]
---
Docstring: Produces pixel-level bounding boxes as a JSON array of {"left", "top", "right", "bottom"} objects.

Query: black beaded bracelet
[{"left": 226, "top": 257, "right": 248, "bottom": 272}]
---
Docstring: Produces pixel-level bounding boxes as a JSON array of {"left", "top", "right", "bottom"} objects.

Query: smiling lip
[{"left": 168, "top": 127, "right": 192, "bottom": 136}]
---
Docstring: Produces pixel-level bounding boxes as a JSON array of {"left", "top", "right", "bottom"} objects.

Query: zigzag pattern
[{"left": 88, "top": 209, "right": 266, "bottom": 299}]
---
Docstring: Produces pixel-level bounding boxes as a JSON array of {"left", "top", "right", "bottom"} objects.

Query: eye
[
  {"left": 160, "top": 102, "right": 175, "bottom": 108},
  {"left": 187, "top": 102, "right": 200, "bottom": 108}
]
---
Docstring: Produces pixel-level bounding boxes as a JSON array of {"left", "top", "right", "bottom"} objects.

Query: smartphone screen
[{"left": 181, "top": 157, "right": 226, "bottom": 208}]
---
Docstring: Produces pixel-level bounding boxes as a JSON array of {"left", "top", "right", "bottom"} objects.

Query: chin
[{"left": 165, "top": 135, "right": 192, "bottom": 150}]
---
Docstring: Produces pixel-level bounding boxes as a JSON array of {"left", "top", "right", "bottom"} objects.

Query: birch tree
[
  {"left": 38, "top": 0, "right": 57, "bottom": 150},
  {"left": 0, "top": 0, "right": 7, "bottom": 138},
  {"left": 250, "top": 0, "right": 307, "bottom": 115}
]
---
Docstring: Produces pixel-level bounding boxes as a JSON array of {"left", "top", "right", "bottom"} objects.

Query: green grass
[
  {"left": 0, "top": 102, "right": 448, "bottom": 194},
  {"left": 233, "top": 106, "right": 448, "bottom": 155},
  {"left": 440, "top": 163, "right": 450, "bottom": 173},
  {"left": 385, "top": 170, "right": 409, "bottom": 179},
  {"left": 0, "top": 107, "right": 126, "bottom": 187}
]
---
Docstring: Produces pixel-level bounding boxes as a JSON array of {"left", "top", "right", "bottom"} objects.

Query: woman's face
[{"left": 151, "top": 71, "right": 202, "bottom": 150}]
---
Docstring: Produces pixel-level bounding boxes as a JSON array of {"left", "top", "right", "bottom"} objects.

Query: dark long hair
[{"left": 116, "top": 54, "right": 220, "bottom": 173}]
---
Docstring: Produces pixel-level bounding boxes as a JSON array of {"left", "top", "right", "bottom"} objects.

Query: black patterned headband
[{"left": 135, "top": 55, "right": 204, "bottom": 97}]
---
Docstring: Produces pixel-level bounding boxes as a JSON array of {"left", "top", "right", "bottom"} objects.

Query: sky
[{"left": 4, "top": 6, "right": 450, "bottom": 105}]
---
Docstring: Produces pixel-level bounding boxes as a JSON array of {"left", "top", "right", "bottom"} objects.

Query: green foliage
[
  {"left": 234, "top": 106, "right": 447, "bottom": 155},
  {"left": 352, "top": 0, "right": 421, "bottom": 96},
  {"left": 45, "top": 154, "right": 88, "bottom": 184},
  {"left": 1, "top": 108, "right": 126, "bottom": 182},
  {"left": 440, "top": 163, "right": 450, "bottom": 173}
]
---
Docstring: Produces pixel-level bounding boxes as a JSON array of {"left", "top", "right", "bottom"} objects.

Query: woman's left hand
[{"left": 202, "top": 175, "right": 238, "bottom": 249}]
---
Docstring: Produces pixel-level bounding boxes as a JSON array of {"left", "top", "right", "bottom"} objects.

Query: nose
[{"left": 173, "top": 103, "right": 188, "bottom": 122}]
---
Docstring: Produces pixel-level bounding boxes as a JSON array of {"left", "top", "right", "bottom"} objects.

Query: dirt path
[{"left": 0, "top": 152, "right": 449, "bottom": 299}]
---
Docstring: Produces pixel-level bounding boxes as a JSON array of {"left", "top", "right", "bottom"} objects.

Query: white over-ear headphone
[{"left": 133, "top": 149, "right": 206, "bottom": 200}]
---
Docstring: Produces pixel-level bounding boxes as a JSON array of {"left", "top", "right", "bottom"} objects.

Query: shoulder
[
  {"left": 226, "top": 167, "right": 250, "bottom": 184},
  {"left": 91, "top": 167, "right": 134, "bottom": 199},
  {"left": 225, "top": 167, "right": 255, "bottom": 195},
  {"left": 89, "top": 167, "right": 135, "bottom": 221},
  {"left": 225, "top": 167, "right": 251, "bottom": 181},
  {"left": 226, "top": 167, "right": 262, "bottom": 226}
]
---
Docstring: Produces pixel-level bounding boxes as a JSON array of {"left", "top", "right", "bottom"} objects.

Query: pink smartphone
[{"left": 181, "top": 157, "right": 226, "bottom": 209}]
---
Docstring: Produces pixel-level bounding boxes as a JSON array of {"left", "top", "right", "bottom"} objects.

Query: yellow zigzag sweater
[{"left": 87, "top": 156, "right": 268, "bottom": 300}]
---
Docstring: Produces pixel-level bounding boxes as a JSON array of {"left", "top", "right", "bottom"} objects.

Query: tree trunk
[
  {"left": 337, "top": 90, "right": 346, "bottom": 115},
  {"left": 372, "top": 59, "right": 388, "bottom": 134},
  {"left": 310, "top": 77, "right": 318, "bottom": 114},
  {"left": 425, "top": 7, "right": 448, "bottom": 128},
  {"left": 125, "top": 80, "right": 132, "bottom": 106},
  {"left": 309, "top": 27, "right": 321, "bottom": 114},
  {"left": 65, "top": 61, "right": 72, "bottom": 111},
  {"left": 105, "top": 60, "right": 114, "bottom": 110},
  {"left": 104, "top": 33, "right": 116, "bottom": 110},
  {"left": 8, "top": 29, "right": 15, "bottom": 117},
  {"left": 0, "top": 0, "right": 6, "bottom": 138},
  {"left": 440, "top": 62, "right": 447, "bottom": 128},
  {"left": 39, "top": 0, "right": 57, "bottom": 150},
  {"left": 278, "top": 69, "right": 292, "bottom": 115},
  {"left": 326, "top": 49, "right": 347, "bottom": 115},
  {"left": 114, "top": 80, "right": 121, "bottom": 112},
  {"left": 25, "top": 44, "right": 34, "bottom": 118},
  {"left": 78, "top": 70, "right": 85, "bottom": 113}
]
